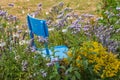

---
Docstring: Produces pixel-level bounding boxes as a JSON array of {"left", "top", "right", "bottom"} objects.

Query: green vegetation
[{"left": 0, "top": 0, "right": 120, "bottom": 80}]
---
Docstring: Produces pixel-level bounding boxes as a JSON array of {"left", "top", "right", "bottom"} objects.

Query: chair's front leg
[{"left": 44, "top": 42, "right": 50, "bottom": 56}]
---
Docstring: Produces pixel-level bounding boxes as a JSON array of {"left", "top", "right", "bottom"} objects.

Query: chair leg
[{"left": 44, "top": 42, "right": 50, "bottom": 55}]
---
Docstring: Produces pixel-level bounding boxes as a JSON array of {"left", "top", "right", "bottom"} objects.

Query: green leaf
[
  {"left": 66, "top": 67, "right": 73, "bottom": 73},
  {"left": 72, "top": 76, "right": 76, "bottom": 80},
  {"left": 60, "top": 66, "right": 66, "bottom": 70},
  {"left": 82, "top": 60, "right": 88, "bottom": 70},
  {"left": 74, "top": 71, "right": 81, "bottom": 79}
]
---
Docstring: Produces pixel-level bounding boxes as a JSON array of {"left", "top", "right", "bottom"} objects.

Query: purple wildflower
[
  {"left": 38, "top": 36, "right": 48, "bottom": 43},
  {"left": 116, "top": 13, "right": 120, "bottom": 17},
  {"left": 46, "top": 58, "right": 59, "bottom": 67},
  {"left": 17, "top": 30, "right": 22, "bottom": 33},
  {"left": 40, "top": 70, "right": 47, "bottom": 77},
  {"left": 38, "top": 3, "right": 42, "bottom": 7},
  {"left": 66, "top": 13, "right": 72, "bottom": 17},
  {"left": 73, "top": 18, "right": 80, "bottom": 25},
  {"left": 34, "top": 11, "right": 39, "bottom": 15},
  {"left": 81, "top": 14, "right": 94, "bottom": 18},
  {"left": 0, "top": 10, "right": 6, "bottom": 16},
  {"left": 56, "top": 19, "right": 65, "bottom": 28},
  {"left": 28, "top": 38, "right": 34, "bottom": 47},
  {"left": 30, "top": 46, "right": 36, "bottom": 52},
  {"left": 8, "top": 3, "right": 14, "bottom": 7},
  {"left": 83, "top": 25, "right": 90, "bottom": 31},
  {"left": 46, "top": 62, "right": 54, "bottom": 67},
  {"left": 30, "top": 11, "right": 39, "bottom": 18},
  {"left": 57, "top": 13, "right": 64, "bottom": 19},
  {"left": 42, "top": 72, "right": 47, "bottom": 77},
  {"left": 64, "top": 7, "right": 73, "bottom": 12},
  {"left": 72, "top": 13, "right": 79, "bottom": 18},
  {"left": 7, "top": 15, "right": 17, "bottom": 21},
  {"left": 47, "top": 20, "right": 52, "bottom": 25},
  {"left": 51, "top": 57, "right": 59, "bottom": 62},
  {"left": 58, "top": 2, "right": 64, "bottom": 7}
]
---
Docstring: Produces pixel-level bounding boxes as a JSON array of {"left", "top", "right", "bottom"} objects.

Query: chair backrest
[
  {"left": 27, "top": 15, "right": 50, "bottom": 55},
  {"left": 27, "top": 15, "right": 49, "bottom": 38}
]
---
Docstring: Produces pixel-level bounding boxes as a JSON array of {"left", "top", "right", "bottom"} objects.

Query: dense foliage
[{"left": 0, "top": 1, "right": 120, "bottom": 80}]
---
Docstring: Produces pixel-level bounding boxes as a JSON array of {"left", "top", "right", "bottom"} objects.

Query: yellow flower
[
  {"left": 94, "top": 64, "right": 102, "bottom": 73},
  {"left": 67, "top": 41, "right": 120, "bottom": 79},
  {"left": 76, "top": 56, "right": 81, "bottom": 61},
  {"left": 67, "top": 51, "right": 73, "bottom": 57}
]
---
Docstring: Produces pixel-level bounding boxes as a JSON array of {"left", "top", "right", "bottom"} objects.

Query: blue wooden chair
[{"left": 27, "top": 15, "right": 68, "bottom": 60}]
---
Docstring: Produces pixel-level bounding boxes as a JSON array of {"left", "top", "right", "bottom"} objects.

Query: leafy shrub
[
  {"left": 66, "top": 41, "right": 120, "bottom": 79},
  {"left": 0, "top": 1, "right": 120, "bottom": 80},
  {"left": 98, "top": 0, "right": 120, "bottom": 41}
]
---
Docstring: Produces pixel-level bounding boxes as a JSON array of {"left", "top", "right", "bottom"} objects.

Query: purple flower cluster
[
  {"left": 68, "top": 18, "right": 81, "bottom": 34},
  {"left": 30, "top": 10, "right": 40, "bottom": 18},
  {"left": 94, "top": 25, "right": 120, "bottom": 53},
  {"left": 46, "top": 57, "right": 59, "bottom": 67},
  {"left": 0, "top": 10, "right": 18, "bottom": 22},
  {"left": 8, "top": 3, "right": 14, "bottom": 7},
  {"left": 44, "top": 2, "right": 96, "bottom": 34},
  {"left": 30, "top": 46, "right": 36, "bottom": 52},
  {"left": 45, "top": 2, "right": 74, "bottom": 29},
  {"left": 58, "top": 2, "right": 64, "bottom": 8},
  {"left": 116, "top": 7, "right": 120, "bottom": 11},
  {"left": 28, "top": 38, "right": 37, "bottom": 52},
  {"left": 29, "top": 3, "right": 42, "bottom": 18},
  {"left": 38, "top": 3, "right": 42, "bottom": 8},
  {"left": 38, "top": 36, "right": 48, "bottom": 43},
  {"left": 40, "top": 70, "right": 47, "bottom": 77},
  {"left": 0, "top": 10, "right": 7, "bottom": 17},
  {"left": 68, "top": 14, "right": 94, "bottom": 34},
  {"left": 7, "top": 15, "right": 17, "bottom": 22}
]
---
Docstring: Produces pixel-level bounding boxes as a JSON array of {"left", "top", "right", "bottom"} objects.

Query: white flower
[
  {"left": 55, "top": 20, "right": 59, "bottom": 23},
  {"left": 46, "top": 12, "right": 49, "bottom": 15},
  {"left": 16, "top": 25, "right": 19, "bottom": 28},
  {"left": 48, "top": 28, "right": 54, "bottom": 31},
  {"left": 40, "top": 70, "right": 47, "bottom": 77},
  {"left": 116, "top": 7, "right": 120, "bottom": 10},
  {"left": 19, "top": 40, "right": 29, "bottom": 45},
  {"left": 62, "top": 29, "right": 67, "bottom": 33},
  {"left": 15, "top": 55, "right": 20, "bottom": 60},
  {"left": 68, "top": 16, "right": 73, "bottom": 20},
  {"left": 0, "top": 42, "right": 6, "bottom": 47},
  {"left": 46, "top": 62, "right": 53, "bottom": 67},
  {"left": 22, "top": 60, "right": 28, "bottom": 66},
  {"left": 51, "top": 57, "right": 59, "bottom": 62},
  {"left": 13, "top": 33, "right": 19, "bottom": 38},
  {"left": 22, "top": 10, "right": 25, "bottom": 14},
  {"left": 25, "top": 30, "right": 29, "bottom": 33}
]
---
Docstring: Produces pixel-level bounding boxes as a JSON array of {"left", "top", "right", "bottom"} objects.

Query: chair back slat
[{"left": 27, "top": 15, "right": 49, "bottom": 38}]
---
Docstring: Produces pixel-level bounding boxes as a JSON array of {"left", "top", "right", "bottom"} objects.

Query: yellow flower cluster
[{"left": 67, "top": 41, "right": 120, "bottom": 79}]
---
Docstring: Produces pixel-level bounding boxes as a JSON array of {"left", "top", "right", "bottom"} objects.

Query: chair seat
[{"left": 38, "top": 45, "right": 68, "bottom": 60}]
